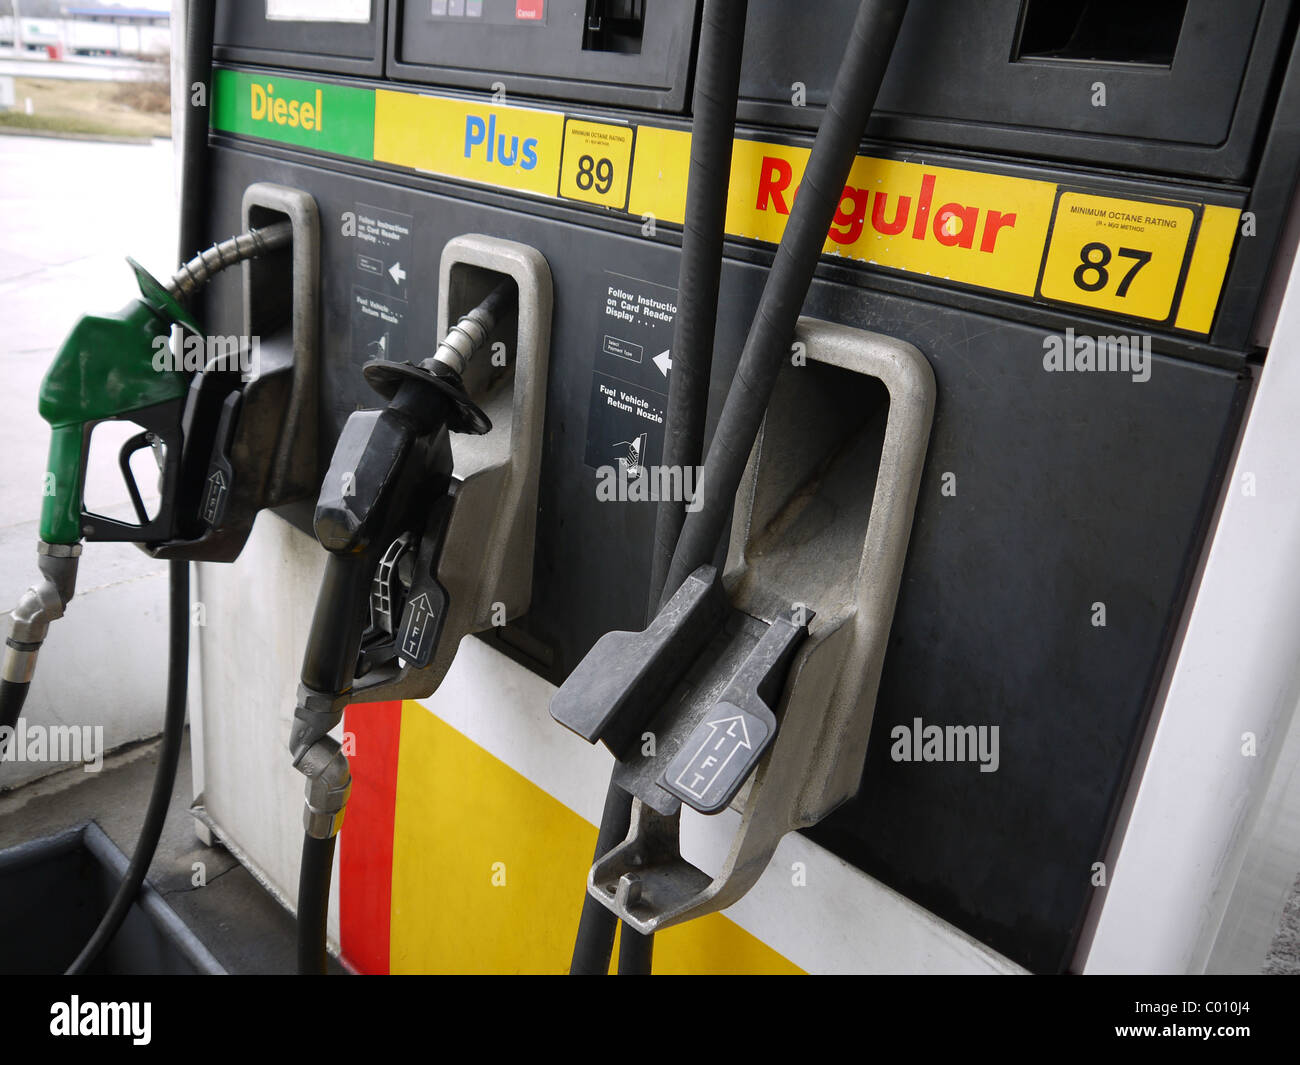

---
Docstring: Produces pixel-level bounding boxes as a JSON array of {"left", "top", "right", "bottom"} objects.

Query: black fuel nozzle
[
  {"left": 312, "top": 278, "right": 512, "bottom": 554},
  {"left": 292, "top": 277, "right": 516, "bottom": 763}
]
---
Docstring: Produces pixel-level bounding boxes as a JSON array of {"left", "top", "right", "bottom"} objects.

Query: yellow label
[
  {"left": 1174, "top": 204, "right": 1241, "bottom": 334},
  {"left": 373, "top": 90, "right": 564, "bottom": 198},
  {"left": 1040, "top": 192, "right": 1196, "bottom": 321},
  {"left": 627, "top": 125, "right": 691, "bottom": 223},
  {"left": 632, "top": 135, "right": 1059, "bottom": 298},
  {"left": 560, "top": 119, "right": 634, "bottom": 209}
]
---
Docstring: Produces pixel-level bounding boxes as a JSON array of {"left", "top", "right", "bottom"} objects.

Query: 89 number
[
  {"left": 575, "top": 154, "right": 615, "bottom": 195},
  {"left": 1073, "top": 241, "right": 1153, "bottom": 297}
]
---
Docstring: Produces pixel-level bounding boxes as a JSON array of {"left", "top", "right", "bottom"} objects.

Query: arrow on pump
[
  {"left": 202, "top": 470, "right": 227, "bottom": 525},
  {"left": 399, "top": 593, "right": 435, "bottom": 661},
  {"left": 388, "top": 261, "right": 407, "bottom": 286},
  {"left": 673, "top": 714, "right": 752, "bottom": 802},
  {"left": 653, "top": 349, "right": 672, "bottom": 377}
]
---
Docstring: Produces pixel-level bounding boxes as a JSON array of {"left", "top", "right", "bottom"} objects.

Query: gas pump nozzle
[
  {"left": 290, "top": 277, "right": 515, "bottom": 765},
  {"left": 2, "top": 223, "right": 294, "bottom": 742},
  {"left": 289, "top": 274, "right": 518, "bottom": 975}
]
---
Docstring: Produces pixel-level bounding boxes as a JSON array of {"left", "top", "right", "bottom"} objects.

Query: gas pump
[
  {"left": 183, "top": 0, "right": 1300, "bottom": 972},
  {"left": 35, "top": 0, "right": 1289, "bottom": 976}
]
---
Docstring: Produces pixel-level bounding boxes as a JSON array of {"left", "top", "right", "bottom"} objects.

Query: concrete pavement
[{"left": 1, "top": 132, "right": 174, "bottom": 789}]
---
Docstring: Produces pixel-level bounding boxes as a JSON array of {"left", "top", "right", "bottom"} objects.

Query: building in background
[{"left": 1, "top": 5, "right": 169, "bottom": 57}]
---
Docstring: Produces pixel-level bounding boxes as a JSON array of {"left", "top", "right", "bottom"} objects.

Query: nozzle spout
[
  {"left": 2, "top": 543, "right": 82, "bottom": 745},
  {"left": 428, "top": 276, "right": 517, "bottom": 376},
  {"left": 166, "top": 220, "right": 295, "bottom": 303}
]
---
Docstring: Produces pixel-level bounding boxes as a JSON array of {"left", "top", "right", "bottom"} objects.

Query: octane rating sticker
[
  {"left": 560, "top": 119, "right": 635, "bottom": 209},
  {"left": 1039, "top": 191, "right": 1197, "bottom": 322}
]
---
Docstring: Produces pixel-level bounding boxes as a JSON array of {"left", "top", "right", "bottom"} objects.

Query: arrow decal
[
  {"left": 202, "top": 469, "right": 227, "bottom": 525},
  {"left": 673, "top": 714, "right": 753, "bottom": 802},
  {"left": 400, "top": 592, "right": 434, "bottom": 662}
]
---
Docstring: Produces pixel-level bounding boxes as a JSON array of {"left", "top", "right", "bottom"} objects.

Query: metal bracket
[{"left": 551, "top": 566, "right": 731, "bottom": 760}]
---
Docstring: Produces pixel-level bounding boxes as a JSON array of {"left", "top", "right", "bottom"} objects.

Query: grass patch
[
  {"left": 2, "top": 76, "right": 172, "bottom": 139},
  {"left": 0, "top": 110, "right": 141, "bottom": 138}
]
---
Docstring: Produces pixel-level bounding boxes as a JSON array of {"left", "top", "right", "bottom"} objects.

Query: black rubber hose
[
  {"left": 0, "top": 679, "right": 30, "bottom": 759},
  {"left": 648, "top": 0, "right": 750, "bottom": 617},
  {"left": 618, "top": 922, "right": 655, "bottom": 976},
  {"left": 176, "top": 0, "right": 216, "bottom": 266},
  {"left": 570, "top": 0, "right": 751, "bottom": 982},
  {"left": 663, "top": 0, "right": 909, "bottom": 597},
  {"left": 0, "top": 679, "right": 29, "bottom": 731},
  {"left": 66, "top": 560, "right": 190, "bottom": 975},
  {"left": 297, "top": 834, "right": 337, "bottom": 975},
  {"left": 64, "top": 0, "right": 215, "bottom": 975},
  {"left": 569, "top": 778, "right": 635, "bottom": 974},
  {"left": 475, "top": 275, "right": 516, "bottom": 328}
]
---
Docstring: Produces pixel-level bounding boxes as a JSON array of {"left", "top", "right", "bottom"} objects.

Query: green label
[{"left": 212, "top": 70, "right": 375, "bottom": 158}]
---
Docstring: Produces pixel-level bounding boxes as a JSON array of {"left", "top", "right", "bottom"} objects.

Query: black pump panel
[
  {"left": 387, "top": 0, "right": 700, "bottom": 111},
  {"left": 738, "top": 0, "right": 1288, "bottom": 181},
  {"left": 197, "top": 0, "right": 1300, "bottom": 974}
]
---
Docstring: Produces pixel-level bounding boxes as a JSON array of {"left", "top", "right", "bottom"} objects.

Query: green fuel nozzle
[
  {"left": 2, "top": 223, "right": 293, "bottom": 740},
  {"left": 37, "top": 259, "right": 197, "bottom": 547},
  {"left": 39, "top": 224, "right": 293, "bottom": 546}
]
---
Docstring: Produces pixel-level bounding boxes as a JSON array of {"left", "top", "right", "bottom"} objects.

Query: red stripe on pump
[{"left": 339, "top": 700, "right": 402, "bottom": 974}]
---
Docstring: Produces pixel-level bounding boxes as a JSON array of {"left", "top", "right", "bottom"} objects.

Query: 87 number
[
  {"left": 575, "top": 154, "right": 615, "bottom": 195},
  {"left": 1073, "top": 242, "right": 1152, "bottom": 298}
]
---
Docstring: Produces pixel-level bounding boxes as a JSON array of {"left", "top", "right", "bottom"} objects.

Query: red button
[{"left": 515, "top": 0, "right": 545, "bottom": 19}]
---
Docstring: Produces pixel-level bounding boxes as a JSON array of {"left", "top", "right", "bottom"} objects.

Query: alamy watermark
[
  {"left": 0, "top": 719, "right": 104, "bottom": 772},
  {"left": 890, "top": 716, "right": 1000, "bottom": 773},
  {"left": 50, "top": 997, "right": 151, "bottom": 1045},
  {"left": 1043, "top": 327, "right": 1151, "bottom": 383},
  {"left": 152, "top": 333, "right": 261, "bottom": 378},
  {"left": 595, "top": 463, "right": 703, "bottom": 509}
]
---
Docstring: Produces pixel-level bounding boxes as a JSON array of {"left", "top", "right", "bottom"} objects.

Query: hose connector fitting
[
  {"left": 295, "top": 736, "right": 352, "bottom": 840},
  {"left": 4, "top": 542, "right": 82, "bottom": 683}
]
